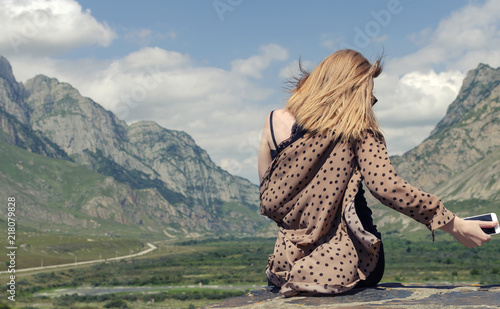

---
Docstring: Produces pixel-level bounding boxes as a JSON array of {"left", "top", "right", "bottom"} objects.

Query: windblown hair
[{"left": 285, "top": 49, "right": 383, "bottom": 142}]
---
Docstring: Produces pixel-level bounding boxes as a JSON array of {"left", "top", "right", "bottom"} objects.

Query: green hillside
[{"left": 0, "top": 135, "right": 155, "bottom": 239}]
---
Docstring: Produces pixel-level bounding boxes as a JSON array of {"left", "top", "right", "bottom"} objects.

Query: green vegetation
[
  {"left": 383, "top": 235, "right": 500, "bottom": 284},
  {"left": 13, "top": 237, "right": 271, "bottom": 292},
  {"left": 219, "top": 201, "right": 261, "bottom": 221},
  {"left": 1, "top": 233, "right": 144, "bottom": 268},
  {"left": 0, "top": 137, "right": 110, "bottom": 211},
  {"left": 0, "top": 138, "right": 184, "bottom": 240},
  {"left": 0, "top": 134, "right": 268, "bottom": 242},
  {"left": 2, "top": 235, "right": 499, "bottom": 308},
  {"left": 442, "top": 199, "right": 499, "bottom": 217},
  {"left": 54, "top": 288, "right": 245, "bottom": 307},
  {"left": 369, "top": 198, "right": 500, "bottom": 242},
  {"left": 4, "top": 236, "right": 270, "bottom": 308}
]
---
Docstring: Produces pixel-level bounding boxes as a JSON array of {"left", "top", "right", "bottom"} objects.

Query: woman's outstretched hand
[{"left": 439, "top": 217, "right": 498, "bottom": 248}]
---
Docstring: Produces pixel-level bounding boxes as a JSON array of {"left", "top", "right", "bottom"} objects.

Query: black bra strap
[{"left": 269, "top": 110, "right": 279, "bottom": 150}]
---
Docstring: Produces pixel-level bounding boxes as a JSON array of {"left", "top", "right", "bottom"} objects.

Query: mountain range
[
  {"left": 0, "top": 56, "right": 270, "bottom": 239},
  {"left": 1, "top": 56, "right": 499, "bottom": 239}
]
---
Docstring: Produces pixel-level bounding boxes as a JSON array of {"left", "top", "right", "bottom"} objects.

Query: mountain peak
[
  {"left": 129, "top": 120, "right": 164, "bottom": 130},
  {"left": 460, "top": 63, "right": 498, "bottom": 92},
  {"left": 476, "top": 62, "right": 493, "bottom": 70},
  {"left": 0, "top": 55, "right": 17, "bottom": 86},
  {"left": 0, "top": 56, "right": 30, "bottom": 125},
  {"left": 25, "top": 74, "right": 77, "bottom": 94},
  {"left": 430, "top": 63, "right": 500, "bottom": 137}
]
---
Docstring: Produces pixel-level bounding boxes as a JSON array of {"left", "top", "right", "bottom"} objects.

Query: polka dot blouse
[{"left": 260, "top": 131, "right": 455, "bottom": 297}]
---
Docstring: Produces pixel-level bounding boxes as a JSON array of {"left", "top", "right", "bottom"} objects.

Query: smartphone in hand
[{"left": 463, "top": 213, "right": 500, "bottom": 235}]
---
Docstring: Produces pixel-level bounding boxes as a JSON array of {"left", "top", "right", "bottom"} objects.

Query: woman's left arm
[
  {"left": 356, "top": 132, "right": 495, "bottom": 248},
  {"left": 355, "top": 132, "right": 455, "bottom": 231}
]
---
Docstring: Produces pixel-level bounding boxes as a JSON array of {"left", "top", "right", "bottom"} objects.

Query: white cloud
[
  {"left": 5, "top": 0, "right": 500, "bottom": 185},
  {"left": 374, "top": 0, "right": 500, "bottom": 156},
  {"left": 7, "top": 45, "right": 288, "bottom": 184},
  {"left": 408, "top": 27, "right": 432, "bottom": 47},
  {"left": 117, "top": 47, "right": 191, "bottom": 71},
  {"left": 320, "top": 0, "right": 500, "bottom": 156},
  {"left": 375, "top": 70, "right": 464, "bottom": 155},
  {"left": 231, "top": 44, "right": 288, "bottom": 78},
  {"left": 0, "top": 0, "right": 116, "bottom": 56},
  {"left": 390, "top": 0, "right": 500, "bottom": 74},
  {"left": 321, "top": 34, "right": 345, "bottom": 51},
  {"left": 78, "top": 47, "right": 279, "bottom": 133},
  {"left": 124, "top": 29, "right": 154, "bottom": 45},
  {"left": 124, "top": 29, "right": 177, "bottom": 45}
]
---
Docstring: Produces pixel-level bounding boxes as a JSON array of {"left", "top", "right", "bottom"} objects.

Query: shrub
[{"left": 104, "top": 299, "right": 128, "bottom": 308}]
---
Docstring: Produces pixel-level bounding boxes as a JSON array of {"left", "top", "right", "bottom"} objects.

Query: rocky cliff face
[
  {"left": 431, "top": 63, "right": 500, "bottom": 136},
  {"left": 126, "top": 121, "right": 258, "bottom": 207},
  {"left": 391, "top": 63, "right": 500, "bottom": 200},
  {"left": 0, "top": 56, "right": 265, "bottom": 237},
  {"left": 0, "top": 56, "right": 29, "bottom": 125},
  {"left": 0, "top": 107, "right": 70, "bottom": 159},
  {"left": 20, "top": 73, "right": 258, "bottom": 208},
  {"left": 0, "top": 56, "right": 69, "bottom": 160}
]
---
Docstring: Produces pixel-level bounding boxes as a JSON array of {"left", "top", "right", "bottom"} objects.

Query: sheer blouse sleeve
[{"left": 355, "top": 132, "right": 455, "bottom": 232}]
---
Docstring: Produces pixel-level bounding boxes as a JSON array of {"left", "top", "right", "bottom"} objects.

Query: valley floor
[{"left": 1, "top": 235, "right": 499, "bottom": 309}]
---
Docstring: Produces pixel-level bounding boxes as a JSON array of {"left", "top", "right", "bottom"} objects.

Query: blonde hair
[{"left": 285, "top": 49, "right": 383, "bottom": 142}]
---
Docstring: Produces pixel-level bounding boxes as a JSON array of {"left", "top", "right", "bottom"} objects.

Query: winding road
[{"left": 0, "top": 242, "right": 157, "bottom": 274}]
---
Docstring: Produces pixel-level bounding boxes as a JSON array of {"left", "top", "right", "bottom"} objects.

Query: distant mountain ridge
[
  {"left": 391, "top": 63, "right": 500, "bottom": 197},
  {"left": 2, "top": 56, "right": 500, "bottom": 239},
  {"left": 0, "top": 56, "right": 269, "bottom": 238},
  {"left": 431, "top": 63, "right": 500, "bottom": 137},
  {"left": 373, "top": 63, "right": 500, "bottom": 235}
]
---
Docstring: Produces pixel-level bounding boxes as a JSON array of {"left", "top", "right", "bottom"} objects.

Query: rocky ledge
[{"left": 204, "top": 283, "right": 500, "bottom": 308}]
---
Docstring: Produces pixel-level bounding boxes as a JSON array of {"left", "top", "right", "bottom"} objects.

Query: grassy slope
[
  {"left": 0, "top": 136, "right": 157, "bottom": 237},
  {"left": 0, "top": 137, "right": 161, "bottom": 271}
]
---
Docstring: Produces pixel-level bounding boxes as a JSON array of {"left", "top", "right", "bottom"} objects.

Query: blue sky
[{"left": 1, "top": 0, "right": 499, "bottom": 184}]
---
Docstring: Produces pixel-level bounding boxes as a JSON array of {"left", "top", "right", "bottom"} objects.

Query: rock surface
[{"left": 205, "top": 283, "right": 500, "bottom": 308}]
